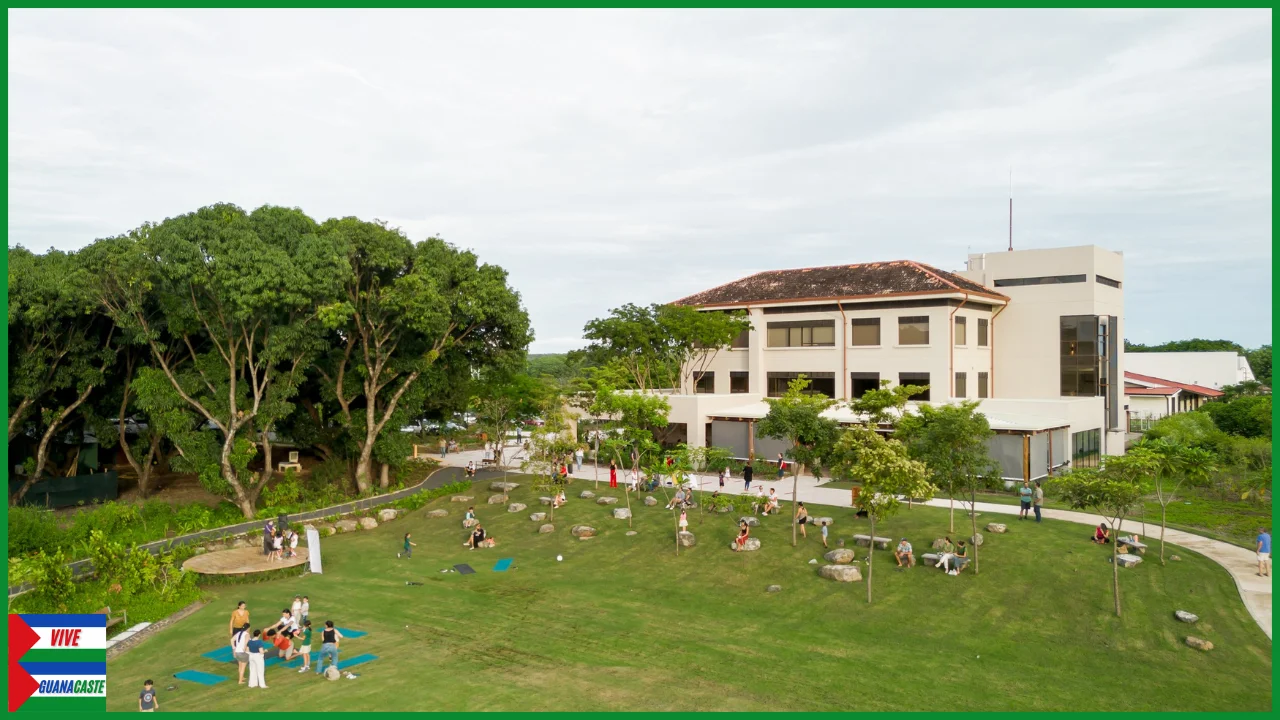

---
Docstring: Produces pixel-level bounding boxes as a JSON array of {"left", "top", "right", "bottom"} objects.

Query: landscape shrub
[{"left": 7, "top": 506, "right": 61, "bottom": 557}]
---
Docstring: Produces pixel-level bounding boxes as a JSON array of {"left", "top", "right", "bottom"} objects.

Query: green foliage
[
  {"left": 389, "top": 480, "right": 471, "bottom": 512},
  {"left": 1202, "top": 394, "right": 1271, "bottom": 439},
  {"left": 261, "top": 469, "right": 305, "bottom": 510},
  {"left": 7, "top": 506, "right": 61, "bottom": 557},
  {"left": 1125, "top": 338, "right": 1244, "bottom": 353},
  {"left": 24, "top": 548, "right": 77, "bottom": 611},
  {"left": 896, "top": 401, "right": 997, "bottom": 504},
  {"left": 756, "top": 376, "right": 840, "bottom": 479}
]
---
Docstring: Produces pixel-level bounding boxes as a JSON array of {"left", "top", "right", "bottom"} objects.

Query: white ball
[{"left": 556, "top": 555, "right": 563, "bottom": 562}]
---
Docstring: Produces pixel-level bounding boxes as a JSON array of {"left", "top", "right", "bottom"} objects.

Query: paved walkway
[{"left": 437, "top": 442, "right": 1272, "bottom": 639}]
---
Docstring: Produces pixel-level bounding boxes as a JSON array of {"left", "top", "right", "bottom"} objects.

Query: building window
[
  {"left": 897, "top": 316, "right": 930, "bottom": 345},
  {"left": 695, "top": 372, "right": 715, "bottom": 394},
  {"left": 1071, "top": 428, "right": 1101, "bottom": 468},
  {"left": 955, "top": 372, "right": 967, "bottom": 398},
  {"left": 730, "top": 328, "right": 750, "bottom": 349},
  {"left": 850, "top": 318, "right": 880, "bottom": 346},
  {"left": 766, "top": 320, "right": 835, "bottom": 348},
  {"left": 1095, "top": 275, "right": 1122, "bottom": 289},
  {"left": 898, "top": 372, "right": 930, "bottom": 401},
  {"left": 977, "top": 318, "right": 989, "bottom": 347},
  {"left": 850, "top": 372, "right": 880, "bottom": 399},
  {"left": 954, "top": 316, "right": 967, "bottom": 346},
  {"left": 1061, "top": 315, "right": 1107, "bottom": 397},
  {"left": 993, "top": 274, "right": 1087, "bottom": 287},
  {"left": 729, "top": 371, "right": 749, "bottom": 394},
  {"left": 767, "top": 372, "right": 835, "bottom": 398},
  {"left": 978, "top": 371, "right": 989, "bottom": 398}
]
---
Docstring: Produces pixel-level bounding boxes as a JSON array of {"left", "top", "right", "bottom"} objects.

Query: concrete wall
[{"left": 1125, "top": 352, "right": 1256, "bottom": 389}]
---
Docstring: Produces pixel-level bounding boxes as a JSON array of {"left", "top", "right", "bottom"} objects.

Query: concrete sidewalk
[{"left": 434, "top": 442, "right": 1272, "bottom": 639}]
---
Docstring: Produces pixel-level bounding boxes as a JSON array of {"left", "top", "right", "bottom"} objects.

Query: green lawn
[{"left": 107, "top": 475, "right": 1271, "bottom": 711}]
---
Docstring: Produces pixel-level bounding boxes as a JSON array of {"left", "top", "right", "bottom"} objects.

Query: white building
[
  {"left": 650, "top": 244, "right": 1127, "bottom": 484},
  {"left": 1124, "top": 351, "right": 1256, "bottom": 391},
  {"left": 1123, "top": 371, "right": 1223, "bottom": 433}
]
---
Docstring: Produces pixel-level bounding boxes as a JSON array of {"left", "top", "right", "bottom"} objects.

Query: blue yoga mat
[
  {"left": 175, "top": 670, "right": 227, "bottom": 686},
  {"left": 493, "top": 558, "right": 513, "bottom": 572},
  {"left": 201, "top": 647, "right": 234, "bottom": 663},
  {"left": 294, "top": 653, "right": 379, "bottom": 671},
  {"left": 336, "top": 628, "right": 367, "bottom": 638}
]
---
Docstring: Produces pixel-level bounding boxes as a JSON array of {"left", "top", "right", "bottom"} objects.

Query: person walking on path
[
  {"left": 1258, "top": 528, "right": 1272, "bottom": 576},
  {"left": 776, "top": 453, "right": 786, "bottom": 481},
  {"left": 609, "top": 460, "right": 618, "bottom": 488},
  {"left": 315, "top": 621, "right": 343, "bottom": 676},
  {"left": 575, "top": 447, "right": 584, "bottom": 472},
  {"left": 1018, "top": 481, "right": 1033, "bottom": 520},
  {"left": 247, "top": 629, "right": 268, "bottom": 688},
  {"left": 1033, "top": 481, "right": 1045, "bottom": 523},
  {"left": 743, "top": 463, "right": 754, "bottom": 492},
  {"left": 718, "top": 467, "right": 726, "bottom": 490}
]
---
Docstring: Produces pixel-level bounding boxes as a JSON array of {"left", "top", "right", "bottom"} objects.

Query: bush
[
  {"left": 261, "top": 469, "right": 305, "bottom": 510},
  {"left": 7, "top": 506, "right": 60, "bottom": 557},
  {"left": 1203, "top": 395, "right": 1272, "bottom": 439},
  {"left": 308, "top": 458, "right": 352, "bottom": 494}
]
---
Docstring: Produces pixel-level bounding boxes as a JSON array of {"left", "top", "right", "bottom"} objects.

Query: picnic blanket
[
  {"left": 493, "top": 558, "right": 513, "bottom": 572},
  {"left": 454, "top": 564, "right": 476, "bottom": 575},
  {"left": 174, "top": 670, "right": 227, "bottom": 686}
]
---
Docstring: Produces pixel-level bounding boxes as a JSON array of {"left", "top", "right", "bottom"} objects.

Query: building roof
[
  {"left": 1124, "top": 386, "right": 1180, "bottom": 397},
  {"left": 672, "top": 260, "right": 1008, "bottom": 307},
  {"left": 1124, "top": 371, "right": 1223, "bottom": 398}
]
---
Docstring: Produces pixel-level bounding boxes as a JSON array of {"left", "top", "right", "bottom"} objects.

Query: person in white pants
[{"left": 247, "top": 629, "right": 268, "bottom": 688}]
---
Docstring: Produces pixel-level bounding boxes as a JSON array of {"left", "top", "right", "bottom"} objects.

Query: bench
[
  {"left": 481, "top": 456, "right": 499, "bottom": 467},
  {"left": 98, "top": 606, "right": 127, "bottom": 631},
  {"left": 1117, "top": 536, "right": 1147, "bottom": 555},
  {"left": 853, "top": 534, "right": 892, "bottom": 550},
  {"left": 920, "top": 553, "right": 969, "bottom": 571}
]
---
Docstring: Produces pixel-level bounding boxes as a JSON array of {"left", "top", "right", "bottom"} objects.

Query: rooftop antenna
[{"left": 1008, "top": 168, "right": 1013, "bottom": 252}]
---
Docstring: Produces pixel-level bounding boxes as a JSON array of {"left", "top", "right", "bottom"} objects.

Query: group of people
[
  {"left": 227, "top": 596, "right": 344, "bottom": 689},
  {"left": 889, "top": 537, "right": 966, "bottom": 575},
  {"left": 262, "top": 519, "right": 300, "bottom": 562}
]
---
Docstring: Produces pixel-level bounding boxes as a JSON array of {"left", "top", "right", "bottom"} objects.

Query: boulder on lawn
[
  {"left": 1185, "top": 636, "right": 1214, "bottom": 651},
  {"left": 579, "top": 490, "right": 596, "bottom": 499},
  {"left": 921, "top": 553, "right": 941, "bottom": 566},
  {"left": 425, "top": 509, "right": 449, "bottom": 519},
  {"left": 986, "top": 523, "right": 1007, "bottom": 534},
  {"left": 1114, "top": 554, "right": 1143, "bottom": 568},
  {"left": 969, "top": 532, "right": 984, "bottom": 547},
  {"left": 462, "top": 518, "right": 478, "bottom": 528},
  {"left": 529, "top": 512, "right": 547, "bottom": 522},
  {"left": 1175, "top": 610, "right": 1199, "bottom": 624},
  {"left": 488, "top": 494, "right": 507, "bottom": 504},
  {"left": 739, "top": 516, "right": 760, "bottom": 527},
  {"left": 358, "top": 516, "right": 378, "bottom": 530},
  {"left": 1170, "top": 555, "right": 1182, "bottom": 562},
  {"left": 824, "top": 549, "right": 856, "bottom": 564},
  {"left": 812, "top": 517, "right": 834, "bottom": 527},
  {"left": 854, "top": 534, "right": 891, "bottom": 550},
  {"left": 596, "top": 496, "right": 619, "bottom": 506},
  {"left": 644, "top": 496, "right": 659, "bottom": 506},
  {"left": 570, "top": 525, "right": 597, "bottom": 538},
  {"left": 490, "top": 481, "right": 520, "bottom": 491},
  {"left": 626, "top": 530, "right": 638, "bottom": 536},
  {"left": 819, "top": 564, "right": 863, "bottom": 582},
  {"left": 378, "top": 508, "right": 399, "bottom": 522},
  {"left": 731, "top": 537, "right": 762, "bottom": 552},
  {"left": 451, "top": 495, "right": 473, "bottom": 503},
  {"left": 613, "top": 508, "right": 632, "bottom": 520},
  {"left": 538, "top": 524, "right": 555, "bottom": 534},
  {"left": 677, "top": 531, "right": 697, "bottom": 547},
  {"left": 767, "top": 585, "right": 782, "bottom": 593},
  {"left": 716, "top": 506, "right": 731, "bottom": 513},
  {"left": 931, "top": 538, "right": 948, "bottom": 550},
  {"left": 539, "top": 496, "right": 553, "bottom": 505},
  {"left": 336, "top": 519, "right": 359, "bottom": 532},
  {"left": 507, "top": 503, "right": 528, "bottom": 513}
]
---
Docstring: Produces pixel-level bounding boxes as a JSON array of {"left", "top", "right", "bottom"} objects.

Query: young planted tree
[
  {"left": 590, "top": 385, "right": 671, "bottom": 529},
  {"left": 896, "top": 402, "right": 998, "bottom": 534},
  {"left": 756, "top": 376, "right": 840, "bottom": 547},
  {"left": 474, "top": 370, "right": 547, "bottom": 481},
  {"left": 678, "top": 444, "right": 732, "bottom": 525},
  {"left": 829, "top": 426, "right": 935, "bottom": 603},
  {"left": 316, "top": 218, "right": 530, "bottom": 493},
  {"left": 523, "top": 404, "right": 577, "bottom": 522},
  {"left": 1056, "top": 450, "right": 1158, "bottom": 617},
  {"left": 1148, "top": 440, "right": 1217, "bottom": 565}
]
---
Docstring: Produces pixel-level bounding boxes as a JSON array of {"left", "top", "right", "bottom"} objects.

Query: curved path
[{"left": 439, "top": 442, "right": 1272, "bottom": 639}]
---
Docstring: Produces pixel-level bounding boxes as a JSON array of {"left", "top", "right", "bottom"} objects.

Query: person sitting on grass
[
  {"left": 794, "top": 502, "right": 810, "bottom": 538},
  {"left": 1092, "top": 522, "right": 1111, "bottom": 544},
  {"left": 734, "top": 520, "right": 751, "bottom": 551},
  {"left": 895, "top": 538, "right": 914, "bottom": 568},
  {"left": 934, "top": 537, "right": 955, "bottom": 569}
]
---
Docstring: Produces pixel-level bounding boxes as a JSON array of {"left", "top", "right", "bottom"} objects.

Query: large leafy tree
[
  {"left": 756, "top": 376, "right": 841, "bottom": 547},
  {"left": 316, "top": 219, "right": 530, "bottom": 493},
  {"left": 93, "top": 204, "right": 345, "bottom": 518},
  {"left": 896, "top": 402, "right": 998, "bottom": 536}
]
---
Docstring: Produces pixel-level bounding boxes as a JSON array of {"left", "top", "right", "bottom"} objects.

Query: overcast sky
[{"left": 8, "top": 9, "right": 1272, "bottom": 352}]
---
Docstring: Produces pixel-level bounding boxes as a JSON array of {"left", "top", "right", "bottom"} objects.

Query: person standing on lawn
[
  {"left": 139, "top": 680, "right": 158, "bottom": 712},
  {"left": 1033, "top": 481, "right": 1045, "bottom": 523},
  {"left": 247, "top": 629, "right": 268, "bottom": 689},
  {"left": 231, "top": 623, "right": 251, "bottom": 685},
  {"left": 609, "top": 460, "right": 618, "bottom": 488},
  {"left": 1018, "top": 481, "right": 1033, "bottom": 520},
  {"left": 230, "top": 601, "right": 249, "bottom": 637},
  {"left": 315, "top": 621, "right": 343, "bottom": 676},
  {"left": 296, "top": 620, "right": 313, "bottom": 673}
]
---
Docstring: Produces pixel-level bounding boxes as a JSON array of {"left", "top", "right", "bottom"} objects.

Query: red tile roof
[
  {"left": 1124, "top": 371, "right": 1223, "bottom": 398},
  {"left": 1125, "top": 386, "right": 1179, "bottom": 396},
  {"left": 672, "top": 260, "right": 1007, "bottom": 307}
]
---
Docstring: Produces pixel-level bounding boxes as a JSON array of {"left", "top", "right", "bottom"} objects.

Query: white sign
[{"left": 307, "top": 527, "right": 323, "bottom": 574}]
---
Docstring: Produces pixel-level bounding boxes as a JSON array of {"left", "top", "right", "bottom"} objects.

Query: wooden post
[{"left": 747, "top": 420, "right": 755, "bottom": 462}]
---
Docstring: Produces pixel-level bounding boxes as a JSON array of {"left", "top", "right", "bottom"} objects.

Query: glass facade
[
  {"left": 730, "top": 371, "right": 750, "bottom": 394},
  {"left": 1072, "top": 429, "right": 1101, "bottom": 468},
  {"left": 1060, "top": 314, "right": 1119, "bottom": 430},
  {"left": 767, "top": 372, "right": 835, "bottom": 398},
  {"left": 767, "top": 320, "right": 835, "bottom": 348}
]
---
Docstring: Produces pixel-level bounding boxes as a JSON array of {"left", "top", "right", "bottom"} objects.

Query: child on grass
[
  {"left": 296, "top": 620, "right": 313, "bottom": 673},
  {"left": 400, "top": 533, "right": 417, "bottom": 558}
]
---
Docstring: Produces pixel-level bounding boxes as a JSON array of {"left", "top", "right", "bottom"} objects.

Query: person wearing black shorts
[{"left": 795, "top": 501, "right": 809, "bottom": 538}]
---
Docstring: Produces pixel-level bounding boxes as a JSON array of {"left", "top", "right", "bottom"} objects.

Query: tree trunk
[
  {"left": 354, "top": 430, "right": 376, "bottom": 494},
  {"left": 949, "top": 494, "right": 955, "bottom": 533},
  {"left": 624, "top": 483, "right": 633, "bottom": 529},
  {"left": 1159, "top": 504, "right": 1167, "bottom": 565},
  {"left": 867, "top": 514, "right": 875, "bottom": 604},
  {"left": 219, "top": 432, "right": 257, "bottom": 519},
  {"left": 379, "top": 462, "right": 390, "bottom": 489},
  {"left": 674, "top": 509, "right": 680, "bottom": 557},
  {"left": 791, "top": 469, "right": 799, "bottom": 547},
  {"left": 970, "top": 484, "right": 980, "bottom": 575},
  {"left": 1111, "top": 517, "right": 1122, "bottom": 617},
  {"left": 8, "top": 396, "right": 34, "bottom": 442},
  {"left": 11, "top": 388, "right": 94, "bottom": 505}
]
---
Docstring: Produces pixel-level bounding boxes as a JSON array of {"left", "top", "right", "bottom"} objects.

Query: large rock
[
  {"left": 193, "top": 546, "right": 207, "bottom": 555},
  {"left": 854, "top": 534, "right": 892, "bottom": 550},
  {"left": 931, "top": 538, "right": 949, "bottom": 550},
  {"left": 626, "top": 530, "right": 638, "bottom": 536},
  {"left": 487, "top": 494, "right": 507, "bottom": 504},
  {"left": 529, "top": 512, "right": 547, "bottom": 522},
  {"left": 451, "top": 495, "right": 473, "bottom": 503},
  {"left": 677, "top": 531, "right": 697, "bottom": 547},
  {"left": 986, "top": 523, "right": 1007, "bottom": 534},
  {"left": 824, "top": 549, "right": 856, "bottom": 564},
  {"left": 767, "top": 585, "right": 783, "bottom": 593},
  {"left": 644, "top": 496, "right": 658, "bottom": 506},
  {"left": 425, "top": 509, "right": 449, "bottom": 519},
  {"left": 579, "top": 490, "right": 596, "bottom": 499},
  {"left": 716, "top": 506, "right": 731, "bottom": 513},
  {"left": 490, "top": 482, "right": 520, "bottom": 491},
  {"left": 613, "top": 508, "right": 632, "bottom": 520},
  {"left": 540, "top": 496, "right": 553, "bottom": 505},
  {"left": 969, "top": 533, "right": 984, "bottom": 547},
  {"left": 539, "top": 524, "right": 555, "bottom": 534},
  {"left": 1114, "top": 554, "right": 1143, "bottom": 568},
  {"left": 921, "top": 553, "right": 941, "bottom": 566},
  {"left": 739, "top": 516, "right": 760, "bottom": 527},
  {"left": 1175, "top": 610, "right": 1199, "bottom": 624},
  {"left": 336, "top": 519, "right": 359, "bottom": 532},
  {"left": 1186, "top": 636, "right": 1214, "bottom": 651},
  {"left": 819, "top": 564, "right": 863, "bottom": 582},
  {"left": 812, "top": 517, "right": 833, "bottom": 527},
  {"left": 507, "top": 503, "right": 528, "bottom": 513},
  {"left": 596, "top": 496, "right": 619, "bottom": 505},
  {"left": 570, "top": 525, "right": 597, "bottom": 538},
  {"left": 358, "top": 516, "right": 378, "bottom": 530},
  {"left": 462, "top": 518, "right": 478, "bottom": 528},
  {"left": 378, "top": 508, "right": 399, "bottom": 522},
  {"left": 731, "top": 537, "right": 762, "bottom": 552}
]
